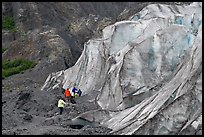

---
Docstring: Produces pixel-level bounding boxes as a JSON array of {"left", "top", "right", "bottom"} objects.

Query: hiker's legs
[
  {"left": 65, "top": 97, "right": 70, "bottom": 102},
  {"left": 70, "top": 96, "right": 76, "bottom": 104},
  {"left": 59, "top": 107, "right": 63, "bottom": 115}
]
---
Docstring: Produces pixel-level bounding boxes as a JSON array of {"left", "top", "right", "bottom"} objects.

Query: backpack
[{"left": 74, "top": 93, "right": 79, "bottom": 97}]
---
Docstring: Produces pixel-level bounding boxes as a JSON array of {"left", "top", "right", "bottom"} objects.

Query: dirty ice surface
[{"left": 42, "top": 2, "right": 202, "bottom": 135}]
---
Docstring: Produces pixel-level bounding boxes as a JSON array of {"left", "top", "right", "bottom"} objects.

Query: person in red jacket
[{"left": 64, "top": 88, "right": 71, "bottom": 102}]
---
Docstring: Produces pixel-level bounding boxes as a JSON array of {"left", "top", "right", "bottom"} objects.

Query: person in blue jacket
[{"left": 72, "top": 86, "right": 77, "bottom": 96}]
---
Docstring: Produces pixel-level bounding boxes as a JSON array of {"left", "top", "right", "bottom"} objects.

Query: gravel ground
[{"left": 2, "top": 85, "right": 112, "bottom": 135}]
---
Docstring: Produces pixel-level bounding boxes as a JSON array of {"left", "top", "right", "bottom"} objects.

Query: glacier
[{"left": 42, "top": 2, "right": 202, "bottom": 135}]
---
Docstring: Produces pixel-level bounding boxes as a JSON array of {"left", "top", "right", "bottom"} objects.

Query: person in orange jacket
[{"left": 64, "top": 88, "right": 71, "bottom": 102}]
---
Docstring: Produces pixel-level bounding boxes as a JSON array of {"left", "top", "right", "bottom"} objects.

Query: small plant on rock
[
  {"left": 2, "top": 58, "right": 37, "bottom": 79},
  {"left": 2, "top": 16, "right": 15, "bottom": 31}
]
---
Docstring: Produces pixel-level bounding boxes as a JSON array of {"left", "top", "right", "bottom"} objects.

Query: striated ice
[{"left": 42, "top": 2, "right": 202, "bottom": 135}]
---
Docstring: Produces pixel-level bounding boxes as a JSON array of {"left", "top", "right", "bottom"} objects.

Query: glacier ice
[{"left": 42, "top": 2, "right": 202, "bottom": 135}]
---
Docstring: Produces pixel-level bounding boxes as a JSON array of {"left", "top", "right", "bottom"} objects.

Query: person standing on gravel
[
  {"left": 64, "top": 88, "right": 71, "bottom": 102},
  {"left": 74, "top": 88, "right": 82, "bottom": 97},
  {"left": 72, "top": 86, "right": 78, "bottom": 97},
  {"left": 78, "top": 88, "right": 82, "bottom": 97},
  {"left": 58, "top": 97, "right": 67, "bottom": 115}
]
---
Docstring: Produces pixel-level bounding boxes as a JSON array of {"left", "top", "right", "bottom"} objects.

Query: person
[
  {"left": 78, "top": 89, "right": 82, "bottom": 97},
  {"left": 72, "top": 86, "right": 78, "bottom": 97},
  {"left": 64, "top": 88, "right": 71, "bottom": 102},
  {"left": 57, "top": 97, "right": 66, "bottom": 115},
  {"left": 74, "top": 89, "right": 81, "bottom": 97}
]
